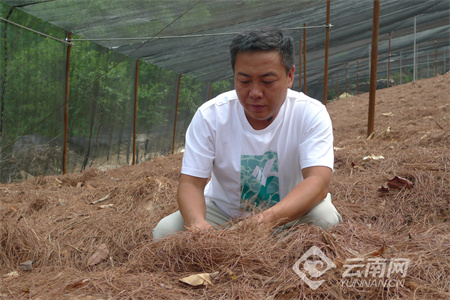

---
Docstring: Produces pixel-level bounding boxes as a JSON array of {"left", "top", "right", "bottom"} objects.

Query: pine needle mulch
[{"left": 1, "top": 74, "right": 449, "bottom": 299}]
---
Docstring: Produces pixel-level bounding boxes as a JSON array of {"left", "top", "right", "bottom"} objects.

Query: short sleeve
[
  {"left": 181, "top": 108, "right": 216, "bottom": 178},
  {"left": 298, "top": 105, "right": 334, "bottom": 171}
]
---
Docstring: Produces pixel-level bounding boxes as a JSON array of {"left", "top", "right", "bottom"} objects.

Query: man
[{"left": 153, "top": 28, "right": 341, "bottom": 240}]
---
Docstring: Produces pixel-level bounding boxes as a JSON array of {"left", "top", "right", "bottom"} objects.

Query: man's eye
[
  {"left": 263, "top": 81, "right": 274, "bottom": 84},
  {"left": 240, "top": 80, "right": 250, "bottom": 84}
]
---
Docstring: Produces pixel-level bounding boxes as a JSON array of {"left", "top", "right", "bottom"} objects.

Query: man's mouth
[{"left": 249, "top": 104, "right": 265, "bottom": 111}]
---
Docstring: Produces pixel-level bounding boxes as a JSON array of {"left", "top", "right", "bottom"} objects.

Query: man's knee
[
  {"left": 307, "top": 193, "right": 342, "bottom": 229},
  {"left": 152, "top": 211, "right": 185, "bottom": 240},
  {"left": 285, "top": 193, "right": 342, "bottom": 230}
]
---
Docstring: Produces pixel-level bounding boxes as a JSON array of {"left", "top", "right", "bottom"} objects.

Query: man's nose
[{"left": 249, "top": 83, "right": 263, "bottom": 99}]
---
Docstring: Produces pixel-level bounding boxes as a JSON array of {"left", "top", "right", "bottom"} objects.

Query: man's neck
[{"left": 246, "top": 114, "right": 277, "bottom": 130}]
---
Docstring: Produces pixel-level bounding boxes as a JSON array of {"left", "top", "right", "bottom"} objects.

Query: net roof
[{"left": 1, "top": 0, "right": 449, "bottom": 94}]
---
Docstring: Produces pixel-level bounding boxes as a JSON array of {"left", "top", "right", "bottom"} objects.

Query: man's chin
[{"left": 245, "top": 111, "right": 269, "bottom": 120}]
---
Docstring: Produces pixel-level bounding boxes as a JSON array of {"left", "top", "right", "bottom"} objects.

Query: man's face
[{"left": 234, "top": 50, "right": 295, "bottom": 130}]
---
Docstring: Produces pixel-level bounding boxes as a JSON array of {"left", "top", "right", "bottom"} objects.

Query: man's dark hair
[{"left": 229, "top": 28, "right": 295, "bottom": 74}]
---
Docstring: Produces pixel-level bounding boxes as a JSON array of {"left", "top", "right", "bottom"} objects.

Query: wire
[
  {"left": 0, "top": 16, "right": 73, "bottom": 45},
  {"left": 1, "top": 0, "right": 205, "bottom": 152},
  {"left": 68, "top": 25, "right": 333, "bottom": 42}
]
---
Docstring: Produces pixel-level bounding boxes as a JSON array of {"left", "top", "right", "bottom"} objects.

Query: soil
[{"left": 0, "top": 73, "right": 449, "bottom": 299}]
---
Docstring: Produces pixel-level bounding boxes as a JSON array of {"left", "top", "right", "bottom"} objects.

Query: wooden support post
[
  {"left": 435, "top": 37, "right": 438, "bottom": 76},
  {"left": 413, "top": 16, "right": 417, "bottom": 83},
  {"left": 303, "top": 23, "right": 307, "bottom": 94},
  {"left": 322, "top": 0, "right": 331, "bottom": 104},
  {"left": 400, "top": 51, "right": 403, "bottom": 85},
  {"left": 367, "top": 0, "right": 380, "bottom": 138},
  {"left": 299, "top": 39, "right": 302, "bottom": 92},
  {"left": 388, "top": 32, "right": 391, "bottom": 87},
  {"left": 172, "top": 74, "right": 182, "bottom": 154},
  {"left": 63, "top": 32, "right": 72, "bottom": 174},
  {"left": 356, "top": 58, "right": 360, "bottom": 95},
  {"left": 132, "top": 59, "right": 139, "bottom": 165},
  {"left": 345, "top": 64, "right": 348, "bottom": 94},
  {"left": 209, "top": 82, "right": 213, "bottom": 99},
  {"left": 336, "top": 70, "right": 339, "bottom": 98}
]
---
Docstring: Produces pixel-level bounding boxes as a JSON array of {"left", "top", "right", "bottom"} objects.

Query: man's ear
[{"left": 287, "top": 65, "right": 295, "bottom": 88}]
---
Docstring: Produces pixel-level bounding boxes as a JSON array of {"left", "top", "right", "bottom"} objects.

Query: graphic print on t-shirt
[{"left": 240, "top": 151, "right": 280, "bottom": 210}]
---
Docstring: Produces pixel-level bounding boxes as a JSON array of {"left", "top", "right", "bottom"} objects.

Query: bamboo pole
[
  {"left": 63, "top": 32, "right": 72, "bottom": 174},
  {"left": 172, "top": 74, "right": 182, "bottom": 154},
  {"left": 367, "top": 0, "right": 380, "bottom": 137},
  {"left": 322, "top": 0, "right": 331, "bottom": 104},
  {"left": 303, "top": 23, "right": 307, "bottom": 94},
  {"left": 132, "top": 59, "right": 139, "bottom": 165},
  {"left": 299, "top": 39, "right": 302, "bottom": 92}
]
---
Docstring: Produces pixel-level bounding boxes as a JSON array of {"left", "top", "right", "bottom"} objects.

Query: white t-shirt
[{"left": 181, "top": 89, "right": 334, "bottom": 218}]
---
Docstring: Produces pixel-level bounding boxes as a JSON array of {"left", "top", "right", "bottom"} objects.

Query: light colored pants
[{"left": 152, "top": 193, "right": 342, "bottom": 240}]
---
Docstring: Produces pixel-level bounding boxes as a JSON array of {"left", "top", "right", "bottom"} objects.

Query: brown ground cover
[{"left": 1, "top": 74, "right": 449, "bottom": 299}]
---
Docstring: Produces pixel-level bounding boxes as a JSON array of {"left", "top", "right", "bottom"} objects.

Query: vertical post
[
  {"left": 172, "top": 74, "right": 182, "bottom": 155},
  {"left": 413, "top": 16, "right": 416, "bottom": 83},
  {"left": 417, "top": 44, "right": 419, "bottom": 79},
  {"left": 132, "top": 59, "right": 139, "bottom": 165},
  {"left": 303, "top": 23, "right": 307, "bottom": 94},
  {"left": 345, "top": 64, "right": 348, "bottom": 94},
  {"left": 356, "top": 58, "right": 359, "bottom": 95},
  {"left": 400, "top": 51, "right": 402, "bottom": 85},
  {"left": 435, "top": 37, "right": 438, "bottom": 76},
  {"left": 209, "top": 82, "right": 213, "bottom": 99},
  {"left": 299, "top": 40, "right": 302, "bottom": 92},
  {"left": 322, "top": 0, "right": 331, "bottom": 104},
  {"left": 386, "top": 60, "right": 389, "bottom": 84},
  {"left": 63, "top": 32, "right": 72, "bottom": 174},
  {"left": 427, "top": 53, "right": 429, "bottom": 78},
  {"left": 387, "top": 32, "right": 391, "bottom": 87},
  {"left": 367, "top": 0, "right": 380, "bottom": 138},
  {"left": 336, "top": 70, "right": 339, "bottom": 98}
]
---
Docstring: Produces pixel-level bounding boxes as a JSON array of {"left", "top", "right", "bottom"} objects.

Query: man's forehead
[{"left": 235, "top": 51, "right": 283, "bottom": 70}]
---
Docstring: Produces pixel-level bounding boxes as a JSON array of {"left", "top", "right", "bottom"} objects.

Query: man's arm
[
  {"left": 177, "top": 174, "right": 213, "bottom": 231},
  {"left": 254, "top": 166, "right": 332, "bottom": 228}
]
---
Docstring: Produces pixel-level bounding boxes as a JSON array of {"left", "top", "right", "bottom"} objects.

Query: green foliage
[
  {"left": 0, "top": 5, "right": 230, "bottom": 146},
  {"left": 2, "top": 6, "right": 66, "bottom": 140},
  {"left": 212, "top": 79, "right": 234, "bottom": 98},
  {"left": 69, "top": 39, "right": 136, "bottom": 138}
]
